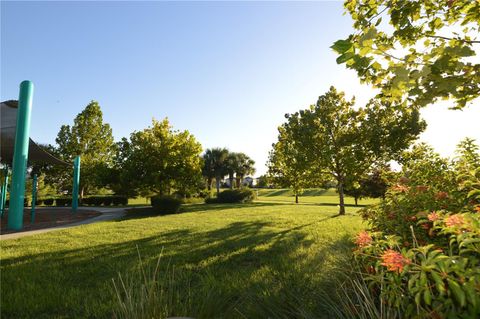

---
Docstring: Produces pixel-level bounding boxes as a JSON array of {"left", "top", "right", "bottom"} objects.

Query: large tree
[
  {"left": 54, "top": 101, "right": 115, "bottom": 197},
  {"left": 332, "top": 0, "right": 480, "bottom": 109},
  {"left": 267, "top": 119, "right": 316, "bottom": 204},
  {"left": 120, "top": 118, "right": 203, "bottom": 197},
  {"left": 276, "top": 86, "right": 425, "bottom": 214}
]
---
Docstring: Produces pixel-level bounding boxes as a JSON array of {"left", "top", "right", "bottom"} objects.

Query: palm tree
[
  {"left": 202, "top": 152, "right": 215, "bottom": 191},
  {"left": 202, "top": 148, "right": 229, "bottom": 195},
  {"left": 225, "top": 152, "right": 240, "bottom": 189},
  {"left": 235, "top": 153, "right": 256, "bottom": 188}
]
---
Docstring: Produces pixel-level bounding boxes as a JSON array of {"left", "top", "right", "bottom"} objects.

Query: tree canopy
[
  {"left": 53, "top": 101, "right": 115, "bottom": 196},
  {"left": 271, "top": 86, "right": 425, "bottom": 214},
  {"left": 332, "top": 0, "right": 480, "bottom": 109},
  {"left": 118, "top": 118, "right": 203, "bottom": 197}
]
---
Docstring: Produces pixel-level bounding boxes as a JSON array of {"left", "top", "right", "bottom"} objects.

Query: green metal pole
[
  {"left": 72, "top": 156, "right": 81, "bottom": 212},
  {"left": 0, "top": 167, "right": 9, "bottom": 218},
  {"left": 31, "top": 174, "right": 37, "bottom": 224},
  {"left": 8, "top": 80, "right": 34, "bottom": 230}
]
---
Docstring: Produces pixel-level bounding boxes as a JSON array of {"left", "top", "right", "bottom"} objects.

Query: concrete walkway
[{"left": 0, "top": 207, "right": 128, "bottom": 240}]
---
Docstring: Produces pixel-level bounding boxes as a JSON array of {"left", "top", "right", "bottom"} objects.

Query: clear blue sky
[{"left": 2, "top": 1, "right": 479, "bottom": 175}]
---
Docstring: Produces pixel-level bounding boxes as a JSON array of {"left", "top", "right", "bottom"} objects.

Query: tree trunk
[
  {"left": 295, "top": 194, "right": 299, "bottom": 204},
  {"left": 80, "top": 187, "right": 84, "bottom": 200},
  {"left": 338, "top": 180, "right": 346, "bottom": 215},
  {"left": 229, "top": 176, "right": 234, "bottom": 189},
  {"left": 355, "top": 196, "right": 358, "bottom": 206},
  {"left": 207, "top": 177, "right": 212, "bottom": 191},
  {"left": 236, "top": 177, "right": 241, "bottom": 188},
  {"left": 216, "top": 178, "right": 220, "bottom": 196}
]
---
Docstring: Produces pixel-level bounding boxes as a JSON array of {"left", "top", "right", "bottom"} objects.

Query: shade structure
[{"left": 1, "top": 100, "right": 68, "bottom": 166}]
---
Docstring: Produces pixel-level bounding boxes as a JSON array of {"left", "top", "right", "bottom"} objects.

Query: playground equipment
[{"left": 0, "top": 81, "right": 81, "bottom": 231}]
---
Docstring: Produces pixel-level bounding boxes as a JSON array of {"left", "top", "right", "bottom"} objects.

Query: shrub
[
  {"left": 207, "top": 189, "right": 256, "bottom": 204},
  {"left": 43, "top": 198, "right": 54, "bottom": 206},
  {"left": 151, "top": 195, "right": 182, "bottom": 214},
  {"left": 34, "top": 199, "right": 43, "bottom": 206},
  {"left": 349, "top": 158, "right": 480, "bottom": 318},
  {"left": 81, "top": 197, "right": 93, "bottom": 206},
  {"left": 55, "top": 198, "right": 72, "bottom": 206},
  {"left": 112, "top": 196, "right": 128, "bottom": 206},
  {"left": 103, "top": 197, "right": 113, "bottom": 206},
  {"left": 92, "top": 196, "right": 104, "bottom": 206}
]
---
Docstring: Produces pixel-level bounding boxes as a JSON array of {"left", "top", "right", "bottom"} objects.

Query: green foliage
[
  {"left": 43, "top": 198, "right": 54, "bottom": 206},
  {"left": 151, "top": 195, "right": 182, "bottom": 215},
  {"left": 255, "top": 175, "right": 268, "bottom": 188},
  {"left": 44, "top": 101, "right": 115, "bottom": 195},
  {"left": 269, "top": 86, "right": 424, "bottom": 213},
  {"left": 81, "top": 196, "right": 128, "bottom": 206},
  {"left": 234, "top": 153, "right": 256, "bottom": 187},
  {"left": 334, "top": 0, "right": 480, "bottom": 109},
  {"left": 117, "top": 118, "right": 203, "bottom": 197},
  {"left": 202, "top": 149, "right": 256, "bottom": 194},
  {"left": 353, "top": 140, "right": 480, "bottom": 318},
  {"left": 206, "top": 189, "right": 256, "bottom": 204},
  {"left": 55, "top": 197, "right": 72, "bottom": 207}
]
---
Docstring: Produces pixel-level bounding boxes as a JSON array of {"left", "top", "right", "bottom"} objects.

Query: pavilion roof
[{"left": 1, "top": 100, "right": 69, "bottom": 166}]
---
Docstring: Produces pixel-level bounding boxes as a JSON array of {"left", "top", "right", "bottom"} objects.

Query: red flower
[
  {"left": 445, "top": 214, "right": 465, "bottom": 228},
  {"left": 428, "top": 211, "right": 440, "bottom": 222},
  {"left": 381, "top": 249, "right": 411, "bottom": 273},
  {"left": 355, "top": 231, "right": 373, "bottom": 247}
]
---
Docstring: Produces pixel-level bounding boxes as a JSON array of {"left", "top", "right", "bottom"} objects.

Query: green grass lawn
[
  {"left": 1, "top": 192, "right": 369, "bottom": 318},
  {"left": 256, "top": 188, "right": 378, "bottom": 206}
]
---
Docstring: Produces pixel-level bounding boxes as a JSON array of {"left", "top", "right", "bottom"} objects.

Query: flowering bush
[{"left": 352, "top": 141, "right": 480, "bottom": 318}]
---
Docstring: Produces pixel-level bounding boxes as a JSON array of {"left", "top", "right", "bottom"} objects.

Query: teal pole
[
  {"left": 8, "top": 81, "right": 34, "bottom": 230},
  {"left": 31, "top": 174, "right": 37, "bottom": 224},
  {"left": 72, "top": 156, "right": 81, "bottom": 212},
  {"left": 0, "top": 167, "right": 9, "bottom": 218}
]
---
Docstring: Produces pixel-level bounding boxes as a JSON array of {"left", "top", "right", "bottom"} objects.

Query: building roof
[{"left": 1, "top": 101, "right": 69, "bottom": 166}]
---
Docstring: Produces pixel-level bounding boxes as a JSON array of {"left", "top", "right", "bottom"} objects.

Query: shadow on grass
[
  {"left": 257, "top": 198, "right": 369, "bottom": 208},
  {"left": 0, "top": 215, "right": 355, "bottom": 319},
  {"left": 123, "top": 202, "right": 289, "bottom": 220},
  {"left": 262, "top": 189, "right": 292, "bottom": 197}
]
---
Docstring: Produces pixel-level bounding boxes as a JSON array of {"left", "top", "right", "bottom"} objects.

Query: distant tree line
[{"left": 33, "top": 101, "right": 257, "bottom": 201}]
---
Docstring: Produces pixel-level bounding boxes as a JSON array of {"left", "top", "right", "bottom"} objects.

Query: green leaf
[
  {"left": 467, "top": 189, "right": 480, "bottom": 199},
  {"left": 447, "top": 279, "right": 466, "bottom": 307},
  {"left": 336, "top": 52, "right": 355, "bottom": 64},
  {"left": 331, "top": 39, "right": 353, "bottom": 54},
  {"left": 423, "top": 289, "right": 432, "bottom": 305}
]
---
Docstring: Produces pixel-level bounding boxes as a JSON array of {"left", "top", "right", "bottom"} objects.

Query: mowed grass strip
[{"left": 1, "top": 197, "right": 366, "bottom": 318}]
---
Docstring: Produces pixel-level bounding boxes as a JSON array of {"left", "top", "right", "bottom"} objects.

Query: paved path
[{"left": 0, "top": 207, "right": 128, "bottom": 241}]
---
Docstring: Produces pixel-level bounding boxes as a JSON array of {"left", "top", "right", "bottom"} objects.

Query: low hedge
[
  {"left": 112, "top": 196, "right": 128, "bottom": 206},
  {"left": 55, "top": 198, "right": 72, "bottom": 206},
  {"left": 151, "top": 195, "right": 182, "bottom": 215},
  {"left": 206, "top": 189, "right": 256, "bottom": 204},
  {"left": 43, "top": 198, "right": 54, "bottom": 206},
  {"left": 81, "top": 196, "right": 128, "bottom": 206}
]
